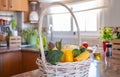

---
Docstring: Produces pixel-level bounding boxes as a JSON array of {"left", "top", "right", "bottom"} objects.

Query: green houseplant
[
  {"left": 21, "top": 29, "right": 38, "bottom": 45},
  {"left": 11, "top": 19, "right": 17, "bottom": 30},
  {"left": 99, "top": 27, "right": 113, "bottom": 42},
  {"left": 99, "top": 27, "right": 114, "bottom": 52},
  {"left": 11, "top": 19, "right": 18, "bottom": 36}
]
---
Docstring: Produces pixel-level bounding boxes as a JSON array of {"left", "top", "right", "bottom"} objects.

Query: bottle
[
  {"left": 93, "top": 44, "right": 101, "bottom": 61},
  {"left": 105, "top": 43, "right": 112, "bottom": 69},
  {"left": 106, "top": 43, "right": 112, "bottom": 58}
]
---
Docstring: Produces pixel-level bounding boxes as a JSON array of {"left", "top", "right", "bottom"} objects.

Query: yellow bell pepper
[{"left": 61, "top": 49, "right": 73, "bottom": 62}]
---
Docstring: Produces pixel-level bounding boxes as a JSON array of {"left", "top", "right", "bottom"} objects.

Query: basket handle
[{"left": 38, "top": 2, "right": 81, "bottom": 68}]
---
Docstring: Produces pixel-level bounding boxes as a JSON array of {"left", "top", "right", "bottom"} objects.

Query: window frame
[
  {"left": 47, "top": 9, "right": 101, "bottom": 37},
  {"left": 46, "top": 1, "right": 103, "bottom": 38}
]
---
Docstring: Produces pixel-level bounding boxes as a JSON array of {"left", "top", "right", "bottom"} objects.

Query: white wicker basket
[
  {"left": 36, "top": 58, "right": 90, "bottom": 77},
  {"left": 36, "top": 2, "right": 91, "bottom": 77}
]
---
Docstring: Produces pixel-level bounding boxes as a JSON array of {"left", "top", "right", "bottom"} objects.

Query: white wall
[{"left": 103, "top": 0, "right": 120, "bottom": 27}]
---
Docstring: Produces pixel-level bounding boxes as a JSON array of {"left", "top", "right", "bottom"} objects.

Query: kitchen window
[{"left": 47, "top": 0, "right": 105, "bottom": 37}]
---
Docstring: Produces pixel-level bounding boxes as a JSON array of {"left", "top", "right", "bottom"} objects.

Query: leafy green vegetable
[
  {"left": 80, "top": 48, "right": 86, "bottom": 53},
  {"left": 55, "top": 39, "right": 62, "bottom": 50},
  {"left": 72, "top": 49, "right": 81, "bottom": 57},
  {"left": 46, "top": 50, "right": 63, "bottom": 65},
  {"left": 72, "top": 48, "right": 86, "bottom": 57}
]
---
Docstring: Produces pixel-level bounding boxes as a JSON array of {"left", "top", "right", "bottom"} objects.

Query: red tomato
[{"left": 82, "top": 42, "right": 88, "bottom": 48}]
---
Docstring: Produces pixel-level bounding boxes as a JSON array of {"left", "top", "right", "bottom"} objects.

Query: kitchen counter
[
  {"left": 0, "top": 46, "right": 39, "bottom": 54},
  {"left": 0, "top": 47, "right": 119, "bottom": 77},
  {"left": 11, "top": 51, "right": 120, "bottom": 77},
  {"left": 11, "top": 60, "right": 120, "bottom": 77},
  {"left": 0, "top": 47, "right": 21, "bottom": 53},
  {"left": 21, "top": 47, "right": 39, "bottom": 52}
]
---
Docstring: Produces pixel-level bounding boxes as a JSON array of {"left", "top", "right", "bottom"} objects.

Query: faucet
[{"left": 49, "top": 24, "right": 53, "bottom": 41}]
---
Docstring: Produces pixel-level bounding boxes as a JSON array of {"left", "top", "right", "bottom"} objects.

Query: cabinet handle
[
  {"left": 3, "top": 0, "right": 7, "bottom": 7},
  {"left": 10, "top": 0, "right": 13, "bottom": 8}
]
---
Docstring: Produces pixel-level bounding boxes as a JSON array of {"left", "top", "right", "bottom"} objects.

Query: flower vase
[{"left": 103, "top": 41, "right": 109, "bottom": 52}]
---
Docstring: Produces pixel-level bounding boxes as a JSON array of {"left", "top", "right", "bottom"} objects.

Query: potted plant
[
  {"left": 99, "top": 27, "right": 114, "bottom": 52},
  {"left": 21, "top": 29, "right": 38, "bottom": 46},
  {"left": 11, "top": 19, "right": 18, "bottom": 36}
]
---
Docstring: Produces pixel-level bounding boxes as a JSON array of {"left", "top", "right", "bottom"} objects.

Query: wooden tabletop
[
  {"left": 11, "top": 69, "right": 42, "bottom": 77},
  {"left": 11, "top": 51, "right": 120, "bottom": 77},
  {"left": 11, "top": 61, "right": 120, "bottom": 77}
]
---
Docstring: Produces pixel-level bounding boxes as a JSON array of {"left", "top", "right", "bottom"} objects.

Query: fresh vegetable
[
  {"left": 80, "top": 48, "right": 86, "bottom": 53},
  {"left": 72, "top": 48, "right": 86, "bottom": 57},
  {"left": 48, "top": 41, "right": 55, "bottom": 51},
  {"left": 61, "top": 49, "right": 73, "bottom": 62},
  {"left": 60, "top": 50, "right": 65, "bottom": 62},
  {"left": 82, "top": 42, "right": 88, "bottom": 48},
  {"left": 64, "top": 50, "right": 73, "bottom": 62},
  {"left": 72, "top": 49, "right": 81, "bottom": 57},
  {"left": 74, "top": 50, "right": 90, "bottom": 61},
  {"left": 80, "top": 45, "right": 86, "bottom": 48},
  {"left": 46, "top": 50, "right": 63, "bottom": 65},
  {"left": 55, "top": 39, "right": 62, "bottom": 50}
]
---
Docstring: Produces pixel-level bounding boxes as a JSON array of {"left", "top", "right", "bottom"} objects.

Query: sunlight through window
[{"left": 47, "top": 0, "right": 104, "bottom": 33}]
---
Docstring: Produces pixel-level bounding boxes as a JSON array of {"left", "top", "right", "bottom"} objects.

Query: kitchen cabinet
[
  {"left": 0, "top": 54, "right": 2, "bottom": 75},
  {"left": 20, "top": 0, "right": 29, "bottom": 11},
  {"left": 22, "top": 50, "right": 39, "bottom": 73},
  {"left": 0, "top": 47, "right": 39, "bottom": 77},
  {"left": 0, "top": 0, "right": 8, "bottom": 10},
  {"left": 29, "top": 0, "right": 39, "bottom": 1},
  {"left": 24, "top": 11, "right": 29, "bottom": 23},
  {"left": 0, "top": 51, "right": 22, "bottom": 77},
  {"left": 0, "top": 0, "right": 28, "bottom": 11}
]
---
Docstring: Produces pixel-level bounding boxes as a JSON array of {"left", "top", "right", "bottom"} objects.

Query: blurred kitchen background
[{"left": 0, "top": 0, "right": 120, "bottom": 47}]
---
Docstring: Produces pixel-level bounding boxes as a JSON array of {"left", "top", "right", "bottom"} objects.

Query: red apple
[{"left": 82, "top": 42, "right": 88, "bottom": 48}]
